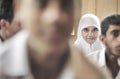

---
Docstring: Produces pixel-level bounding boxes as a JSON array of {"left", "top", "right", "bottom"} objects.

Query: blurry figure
[
  {"left": 71, "top": 47, "right": 111, "bottom": 79},
  {"left": 88, "top": 14, "right": 120, "bottom": 79},
  {"left": 0, "top": 19, "right": 21, "bottom": 41},
  {"left": 0, "top": 0, "right": 21, "bottom": 42},
  {"left": 74, "top": 13, "right": 103, "bottom": 55},
  {"left": 0, "top": 0, "right": 111, "bottom": 79}
]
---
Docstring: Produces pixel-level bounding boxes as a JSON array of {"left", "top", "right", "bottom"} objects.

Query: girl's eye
[
  {"left": 83, "top": 28, "right": 88, "bottom": 32},
  {"left": 93, "top": 28, "right": 98, "bottom": 31}
]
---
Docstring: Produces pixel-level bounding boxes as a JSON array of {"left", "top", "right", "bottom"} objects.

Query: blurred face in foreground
[{"left": 19, "top": 0, "right": 74, "bottom": 55}]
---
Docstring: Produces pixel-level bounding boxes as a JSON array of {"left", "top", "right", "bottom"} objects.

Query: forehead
[{"left": 108, "top": 25, "right": 120, "bottom": 32}]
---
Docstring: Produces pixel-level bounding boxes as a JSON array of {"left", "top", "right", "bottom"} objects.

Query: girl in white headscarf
[{"left": 74, "top": 13, "right": 103, "bottom": 55}]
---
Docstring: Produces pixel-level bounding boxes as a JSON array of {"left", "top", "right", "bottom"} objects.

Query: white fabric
[
  {"left": 0, "top": 30, "right": 75, "bottom": 79},
  {"left": 0, "top": 30, "right": 30, "bottom": 77},
  {"left": 88, "top": 48, "right": 120, "bottom": 79},
  {"left": 87, "top": 48, "right": 107, "bottom": 69},
  {"left": 74, "top": 13, "right": 103, "bottom": 55}
]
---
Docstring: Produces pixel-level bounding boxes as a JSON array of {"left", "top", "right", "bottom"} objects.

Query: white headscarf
[{"left": 74, "top": 13, "right": 103, "bottom": 55}]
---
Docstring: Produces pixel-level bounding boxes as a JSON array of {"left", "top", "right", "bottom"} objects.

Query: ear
[{"left": 99, "top": 35, "right": 106, "bottom": 45}]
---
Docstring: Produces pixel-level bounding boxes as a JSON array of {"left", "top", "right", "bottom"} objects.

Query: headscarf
[{"left": 74, "top": 13, "right": 103, "bottom": 55}]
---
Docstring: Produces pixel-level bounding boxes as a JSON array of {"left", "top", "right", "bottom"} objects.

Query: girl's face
[{"left": 82, "top": 26, "right": 99, "bottom": 44}]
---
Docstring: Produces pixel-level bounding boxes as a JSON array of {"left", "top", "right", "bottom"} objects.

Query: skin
[
  {"left": 82, "top": 26, "right": 99, "bottom": 45},
  {"left": 18, "top": 0, "right": 74, "bottom": 78},
  {"left": 19, "top": 0, "right": 74, "bottom": 59},
  {"left": 0, "top": 19, "right": 21, "bottom": 40},
  {"left": 100, "top": 25, "right": 120, "bottom": 78}
]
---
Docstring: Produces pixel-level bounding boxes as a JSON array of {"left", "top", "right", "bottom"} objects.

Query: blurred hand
[{"left": 0, "top": 19, "right": 21, "bottom": 40}]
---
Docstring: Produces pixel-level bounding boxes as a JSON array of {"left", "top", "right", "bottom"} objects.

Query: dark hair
[
  {"left": 0, "top": 0, "right": 14, "bottom": 23},
  {"left": 37, "top": 0, "right": 74, "bottom": 11},
  {"left": 101, "top": 14, "right": 120, "bottom": 36}
]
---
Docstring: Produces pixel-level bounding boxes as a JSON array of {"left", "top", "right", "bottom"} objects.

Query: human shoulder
[{"left": 0, "top": 30, "right": 29, "bottom": 57}]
